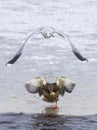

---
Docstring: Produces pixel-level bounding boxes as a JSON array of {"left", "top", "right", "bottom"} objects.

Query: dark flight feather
[
  {"left": 6, "top": 53, "right": 21, "bottom": 65},
  {"left": 73, "top": 51, "right": 88, "bottom": 61},
  {"left": 56, "top": 31, "right": 88, "bottom": 62}
]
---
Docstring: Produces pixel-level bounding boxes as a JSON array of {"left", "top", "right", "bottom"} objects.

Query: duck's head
[{"left": 46, "top": 83, "right": 56, "bottom": 96}]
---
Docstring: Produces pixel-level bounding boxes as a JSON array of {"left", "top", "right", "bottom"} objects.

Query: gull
[
  {"left": 25, "top": 76, "right": 75, "bottom": 109},
  {"left": 6, "top": 26, "right": 88, "bottom": 65}
]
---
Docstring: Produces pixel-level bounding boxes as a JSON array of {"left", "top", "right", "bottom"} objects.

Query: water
[
  {"left": 0, "top": 0, "right": 97, "bottom": 129},
  {"left": 0, "top": 113, "right": 97, "bottom": 130}
]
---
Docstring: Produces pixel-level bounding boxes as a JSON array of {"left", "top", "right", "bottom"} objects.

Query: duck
[
  {"left": 6, "top": 26, "right": 88, "bottom": 65},
  {"left": 25, "top": 76, "right": 75, "bottom": 109}
]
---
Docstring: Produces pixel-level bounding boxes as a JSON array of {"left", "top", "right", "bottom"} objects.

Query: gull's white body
[{"left": 41, "top": 27, "right": 55, "bottom": 38}]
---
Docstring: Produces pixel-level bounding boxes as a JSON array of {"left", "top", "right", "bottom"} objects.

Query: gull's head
[{"left": 41, "top": 27, "right": 55, "bottom": 38}]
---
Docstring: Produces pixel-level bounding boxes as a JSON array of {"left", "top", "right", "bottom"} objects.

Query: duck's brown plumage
[
  {"left": 42, "top": 83, "right": 60, "bottom": 103},
  {"left": 25, "top": 76, "right": 75, "bottom": 104}
]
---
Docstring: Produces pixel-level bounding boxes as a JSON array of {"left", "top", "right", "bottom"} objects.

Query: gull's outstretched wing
[
  {"left": 6, "top": 27, "right": 43, "bottom": 65},
  {"left": 55, "top": 30, "right": 88, "bottom": 62},
  {"left": 56, "top": 76, "right": 75, "bottom": 96},
  {"left": 25, "top": 77, "right": 46, "bottom": 96},
  {"left": 5, "top": 43, "right": 25, "bottom": 65}
]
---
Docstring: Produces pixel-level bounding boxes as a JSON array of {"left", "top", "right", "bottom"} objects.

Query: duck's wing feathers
[
  {"left": 56, "top": 76, "right": 75, "bottom": 96},
  {"left": 54, "top": 30, "right": 88, "bottom": 62},
  {"left": 6, "top": 27, "right": 43, "bottom": 65},
  {"left": 25, "top": 77, "right": 46, "bottom": 96}
]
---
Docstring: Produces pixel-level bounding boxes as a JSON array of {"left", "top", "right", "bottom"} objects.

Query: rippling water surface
[
  {"left": 0, "top": 113, "right": 97, "bottom": 130},
  {"left": 0, "top": 0, "right": 97, "bottom": 129}
]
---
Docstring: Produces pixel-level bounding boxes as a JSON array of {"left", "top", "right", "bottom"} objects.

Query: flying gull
[{"left": 6, "top": 27, "right": 88, "bottom": 65}]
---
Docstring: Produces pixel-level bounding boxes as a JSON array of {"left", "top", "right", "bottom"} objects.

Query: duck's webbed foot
[{"left": 52, "top": 102, "right": 59, "bottom": 110}]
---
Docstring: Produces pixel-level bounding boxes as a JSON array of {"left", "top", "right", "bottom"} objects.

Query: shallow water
[{"left": 0, "top": 0, "right": 97, "bottom": 129}]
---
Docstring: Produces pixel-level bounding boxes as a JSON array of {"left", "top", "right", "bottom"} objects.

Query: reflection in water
[
  {"left": 33, "top": 114, "right": 65, "bottom": 130},
  {"left": 0, "top": 113, "right": 97, "bottom": 130}
]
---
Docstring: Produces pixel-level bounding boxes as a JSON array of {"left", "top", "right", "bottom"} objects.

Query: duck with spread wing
[{"left": 25, "top": 76, "right": 75, "bottom": 109}]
